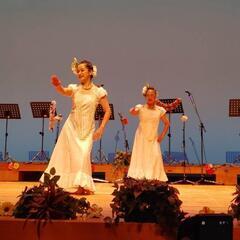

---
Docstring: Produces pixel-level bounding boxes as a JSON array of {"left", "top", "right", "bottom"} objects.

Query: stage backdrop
[{"left": 0, "top": 0, "right": 240, "bottom": 164}]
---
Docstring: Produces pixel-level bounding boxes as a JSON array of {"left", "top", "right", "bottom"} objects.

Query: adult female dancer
[
  {"left": 127, "top": 85, "right": 170, "bottom": 181},
  {"left": 40, "top": 58, "right": 111, "bottom": 194}
]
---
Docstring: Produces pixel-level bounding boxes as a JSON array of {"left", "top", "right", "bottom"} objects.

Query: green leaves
[
  {"left": 110, "top": 177, "right": 186, "bottom": 235},
  {"left": 12, "top": 167, "right": 93, "bottom": 239},
  {"left": 13, "top": 167, "right": 91, "bottom": 238},
  {"left": 228, "top": 184, "right": 240, "bottom": 220}
]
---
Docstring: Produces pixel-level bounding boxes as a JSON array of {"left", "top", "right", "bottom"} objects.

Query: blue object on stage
[
  {"left": 163, "top": 151, "right": 188, "bottom": 163},
  {"left": 28, "top": 151, "right": 50, "bottom": 161},
  {"left": 107, "top": 152, "right": 115, "bottom": 163},
  {"left": 226, "top": 151, "right": 240, "bottom": 163}
]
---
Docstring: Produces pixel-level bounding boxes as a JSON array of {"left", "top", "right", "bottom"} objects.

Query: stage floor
[{"left": 0, "top": 182, "right": 236, "bottom": 217}]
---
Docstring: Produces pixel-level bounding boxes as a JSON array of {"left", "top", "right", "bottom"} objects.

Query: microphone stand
[
  {"left": 114, "top": 130, "right": 120, "bottom": 153},
  {"left": 118, "top": 113, "right": 129, "bottom": 153},
  {"left": 172, "top": 114, "right": 195, "bottom": 184},
  {"left": 185, "top": 91, "right": 220, "bottom": 185}
]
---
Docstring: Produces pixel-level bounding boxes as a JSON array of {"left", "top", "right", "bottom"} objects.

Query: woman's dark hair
[
  {"left": 79, "top": 60, "right": 94, "bottom": 78},
  {"left": 144, "top": 86, "right": 157, "bottom": 96}
]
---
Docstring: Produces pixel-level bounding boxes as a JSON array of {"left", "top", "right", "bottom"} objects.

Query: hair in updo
[
  {"left": 79, "top": 60, "right": 94, "bottom": 77},
  {"left": 142, "top": 85, "right": 157, "bottom": 97},
  {"left": 79, "top": 60, "right": 93, "bottom": 71}
]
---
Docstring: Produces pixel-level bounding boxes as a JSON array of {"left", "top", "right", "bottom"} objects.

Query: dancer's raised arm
[{"left": 51, "top": 75, "right": 73, "bottom": 97}]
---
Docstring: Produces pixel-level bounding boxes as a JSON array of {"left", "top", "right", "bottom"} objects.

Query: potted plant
[
  {"left": 13, "top": 168, "right": 91, "bottom": 238},
  {"left": 228, "top": 185, "right": 240, "bottom": 221},
  {"left": 110, "top": 177, "right": 186, "bottom": 236},
  {"left": 112, "top": 151, "right": 131, "bottom": 178}
]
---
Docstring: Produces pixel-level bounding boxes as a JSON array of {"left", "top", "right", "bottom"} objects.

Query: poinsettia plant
[
  {"left": 13, "top": 167, "right": 91, "bottom": 238},
  {"left": 228, "top": 185, "right": 240, "bottom": 220},
  {"left": 14, "top": 167, "right": 90, "bottom": 220},
  {"left": 110, "top": 177, "right": 186, "bottom": 236}
]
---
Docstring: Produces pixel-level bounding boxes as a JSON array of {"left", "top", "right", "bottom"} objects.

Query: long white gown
[
  {"left": 40, "top": 84, "right": 107, "bottom": 192},
  {"left": 127, "top": 104, "right": 168, "bottom": 181}
]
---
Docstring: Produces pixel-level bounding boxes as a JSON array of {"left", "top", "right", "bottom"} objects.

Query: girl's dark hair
[
  {"left": 144, "top": 86, "right": 157, "bottom": 96},
  {"left": 79, "top": 60, "right": 94, "bottom": 78}
]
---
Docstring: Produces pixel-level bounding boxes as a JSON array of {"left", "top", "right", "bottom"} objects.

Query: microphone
[{"left": 185, "top": 90, "right": 191, "bottom": 96}]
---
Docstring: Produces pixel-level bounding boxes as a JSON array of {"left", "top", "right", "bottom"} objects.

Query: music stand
[
  {"left": 94, "top": 103, "right": 114, "bottom": 163},
  {"left": 229, "top": 99, "right": 240, "bottom": 164},
  {"left": 30, "top": 102, "right": 51, "bottom": 162},
  {"left": 0, "top": 104, "right": 21, "bottom": 161},
  {"left": 160, "top": 98, "right": 184, "bottom": 164}
]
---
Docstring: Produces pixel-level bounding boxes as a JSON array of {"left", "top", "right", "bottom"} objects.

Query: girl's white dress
[
  {"left": 127, "top": 104, "right": 168, "bottom": 181},
  {"left": 40, "top": 84, "right": 107, "bottom": 191}
]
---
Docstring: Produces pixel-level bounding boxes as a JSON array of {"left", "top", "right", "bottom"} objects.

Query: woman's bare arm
[
  {"left": 51, "top": 75, "right": 73, "bottom": 97},
  {"left": 93, "top": 96, "right": 111, "bottom": 140},
  {"left": 157, "top": 114, "right": 170, "bottom": 143}
]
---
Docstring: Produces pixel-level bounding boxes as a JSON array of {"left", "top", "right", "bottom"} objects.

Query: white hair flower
[
  {"left": 71, "top": 57, "right": 79, "bottom": 75},
  {"left": 92, "top": 65, "right": 97, "bottom": 78},
  {"left": 142, "top": 84, "right": 150, "bottom": 96}
]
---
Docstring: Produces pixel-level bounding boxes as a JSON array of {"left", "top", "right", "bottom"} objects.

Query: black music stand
[
  {"left": 94, "top": 103, "right": 114, "bottom": 163},
  {"left": 30, "top": 102, "right": 51, "bottom": 162},
  {"left": 229, "top": 99, "right": 240, "bottom": 164},
  {"left": 160, "top": 98, "right": 184, "bottom": 164},
  {"left": 0, "top": 104, "right": 21, "bottom": 161}
]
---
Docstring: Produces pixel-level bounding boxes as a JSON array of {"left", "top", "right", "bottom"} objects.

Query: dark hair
[
  {"left": 144, "top": 86, "right": 157, "bottom": 96},
  {"left": 79, "top": 60, "right": 94, "bottom": 78}
]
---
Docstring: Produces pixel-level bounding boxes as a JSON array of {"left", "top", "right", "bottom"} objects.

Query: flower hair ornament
[
  {"left": 142, "top": 83, "right": 150, "bottom": 96},
  {"left": 142, "top": 83, "right": 158, "bottom": 97},
  {"left": 71, "top": 57, "right": 97, "bottom": 78}
]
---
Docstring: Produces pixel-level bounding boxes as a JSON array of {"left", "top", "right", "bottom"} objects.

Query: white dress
[
  {"left": 127, "top": 104, "right": 168, "bottom": 181},
  {"left": 40, "top": 84, "right": 107, "bottom": 191}
]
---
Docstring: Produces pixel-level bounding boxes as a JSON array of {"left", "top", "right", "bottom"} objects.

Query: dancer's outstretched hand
[
  {"left": 51, "top": 75, "right": 61, "bottom": 87},
  {"left": 93, "top": 127, "right": 104, "bottom": 141}
]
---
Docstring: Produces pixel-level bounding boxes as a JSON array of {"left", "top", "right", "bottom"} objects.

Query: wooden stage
[
  {"left": 0, "top": 162, "right": 240, "bottom": 185},
  {"left": 0, "top": 182, "right": 240, "bottom": 240}
]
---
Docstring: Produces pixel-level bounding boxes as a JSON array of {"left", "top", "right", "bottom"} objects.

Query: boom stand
[
  {"left": 94, "top": 103, "right": 114, "bottom": 163},
  {"left": 186, "top": 92, "right": 220, "bottom": 185},
  {"left": 0, "top": 104, "right": 21, "bottom": 161},
  {"left": 30, "top": 102, "right": 51, "bottom": 162},
  {"left": 118, "top": 113, "right": 130, "bottom": 153},
  {"left": 160, "top": 98, "right": 184, "bottom": 164}
]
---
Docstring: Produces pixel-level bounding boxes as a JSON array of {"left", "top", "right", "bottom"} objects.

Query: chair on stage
[
  {"left": 226, "top": 151, "right": 240, "bottom": 164},
  {"left": 163, "top": 151, "right": 189, "bottom": 164}
]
